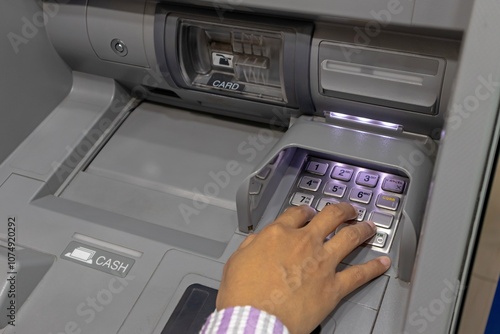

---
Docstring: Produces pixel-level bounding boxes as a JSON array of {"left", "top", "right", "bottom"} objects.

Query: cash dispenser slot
[{"left": 59, "top": 103, "right": 284, "bottom": 258}]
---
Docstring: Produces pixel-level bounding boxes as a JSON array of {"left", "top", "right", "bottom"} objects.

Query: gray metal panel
[
  {"left": 165, "top": 0, "right": 475, "bottom": 31},
  {"left": 86, "top": 103, "right": 283, "bottom": 206},
  {"left": 34, "top": 194, "right": 231, "bottom": 258},
  {"left": 59, "top": 102, "right": 282, "bottom": 254},
  {"left": 44, "top": 0, "right": 177, "bottom": 96},
  {"left": 412, "top": 0, "right": 474, "bottom": 31},
  {"left": 372, "top": 276, "right": 411, "bottom": 333},
  {"left": 86, "top": 0, "right": 150, "bottom": 67},
  {"left": 164, "top": 0, "right": 414, "bottom": 25},
  {"left": 121, "top": 250, "right": 224, "bottom": 334},
  {"left": 338, "top": 264, "right": 389, "bottom": 311},
  {"left": 0, "top": 246, "right": 54, "bottom": 329},
  {"left": 0, "top": 0, "right": 72, "bottom": 164},
  {"left": 322, "top": 300, "right": 378, "bottom": 333},
  {"left": 61, "top": 172, "right": 238, "bottom": 245},
  {"left": 43, "top": 0, "right": 98, "bottom": 71},
  {"left": 404, "top": 0, "right": 500, "bottom": 332},
  {"left": 5, "top": 72, "right": 129, "bottom": 183},
  {"left": 0, "top": 174, "right": 171, "bottom": 334}
]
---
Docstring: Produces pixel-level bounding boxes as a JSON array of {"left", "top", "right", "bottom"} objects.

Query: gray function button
[
  {"left": 376, "top": 194, "right": 400, "bottom": 211},
  {"left": 249, "top": 179, "right": 262, "bottom": 195},
  {"left": 349, "top": 188, "right": 373, "bottom": 204},
  {"left": 324, "top": 181, "right": 347, "bottom": 198},
  {"left": 298, "top": 176, "right": 322, "bottom": 191},
  {"left": 316, "top": 198, "right": 339, "bottom": 211},
  {"left": 356, "top": 172, "right": 379, "bottom": 188},
  {"left": 366, "top": 231, "right": 388, "bottom": 248},
  {"left": 268, "top": 155, "right": 279, "bottom": 165},
  {"left": 332, "top": 166, "right": 354, "bottom": 181},
  {"left": 306, "top": 161, "right": 329, "bottom": 175},
  {"left": 256, "top": 167, "right": 271, "bottom": 180},
  {"left": 382, "top": 177, "right": 406, "bottom": 194},
  {"left": 290, "top": 192, "right": 314, "bottom": 206},
  {"left": 369, "top": 212, "right": 394, "bottom": 229}
]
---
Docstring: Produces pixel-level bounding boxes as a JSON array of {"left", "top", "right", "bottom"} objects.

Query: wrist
[{"left": 201, "top": 306, "right": 290, "bottom": 334}]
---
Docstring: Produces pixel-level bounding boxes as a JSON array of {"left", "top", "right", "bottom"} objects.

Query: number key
[
  {"left": 316, "top": 198, "right": 339, "bottom": 211},
  {"left": 352, "top": 206, "right": 367, "bottom": 221},
  {"left": 290, "top": 192, "right": 314, "bottom": 206},
  {"left": 306, "top": 161, "right": 329, "bottom": 175},
  {"left": 356, "top": 172, "right": 379, "bottom": 188},
  {"left": 324, "top": 181, "right": 347, "bottom": 198},
  {"left": 331, "top": 166, "right": 354, "bottom": 181},
  {"left": 298, "top": 176, "right": 322, "bottom": 191},
  {"left": 349, "top": 188, "right": 373, "bottom": 204}
]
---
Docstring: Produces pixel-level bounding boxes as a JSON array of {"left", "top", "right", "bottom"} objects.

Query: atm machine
[{"left": 1, "top": 0, "right": 499, "bottom": 333}]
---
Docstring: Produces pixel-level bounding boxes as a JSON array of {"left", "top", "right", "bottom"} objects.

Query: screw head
[{"left": 111, "top": 39, "right": 128, "bottom": 57}]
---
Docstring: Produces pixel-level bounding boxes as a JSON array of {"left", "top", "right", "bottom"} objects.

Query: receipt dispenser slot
[{"left": 319, "top": 42, "right": 446, "bottom": 115}]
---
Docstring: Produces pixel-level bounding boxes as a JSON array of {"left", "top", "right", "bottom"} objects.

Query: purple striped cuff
[{"left": 200, "top": 306, "right": 290, "bottom": 334}]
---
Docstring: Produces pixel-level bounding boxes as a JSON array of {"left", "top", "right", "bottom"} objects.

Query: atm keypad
[{"left": 285, "top": 157, "right": 408, "bottom": 253}]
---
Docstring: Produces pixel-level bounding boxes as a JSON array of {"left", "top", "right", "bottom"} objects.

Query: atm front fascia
[{"left": 1, "top": 0, "right": 499, "bottom": 333}]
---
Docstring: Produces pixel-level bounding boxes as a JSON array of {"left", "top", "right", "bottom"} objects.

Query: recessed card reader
[
  {"left": 161, "top": 7, "right": 313, "bottom": 110},
  {"left": 179, "top": 21, "right": 284, "bottom": 101}
]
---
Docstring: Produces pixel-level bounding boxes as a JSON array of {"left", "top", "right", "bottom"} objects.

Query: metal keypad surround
[{"left": 282, "top": 156, "right": 409, "bottom": 253}]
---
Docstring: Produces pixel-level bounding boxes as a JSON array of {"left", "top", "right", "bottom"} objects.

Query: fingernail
[
  {"left": 366, "top": 221, "right": 377, "bottom": 230},
  {"left": 378, "top": 256, "right": 391, "bottom": 268}
]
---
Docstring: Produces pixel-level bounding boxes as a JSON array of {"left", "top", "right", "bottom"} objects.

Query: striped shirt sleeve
[{"left": 200, "top": 306, "right": 290, "bottom": 334}]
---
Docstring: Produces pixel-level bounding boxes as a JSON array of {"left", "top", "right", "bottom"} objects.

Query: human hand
[{"left": 216, "top": 203, "right": 391, "bottom": 334}]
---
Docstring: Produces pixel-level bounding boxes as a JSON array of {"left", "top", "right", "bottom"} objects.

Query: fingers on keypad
[{"left": 285, "top": 157, "right": 408, "bottom": 253}]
